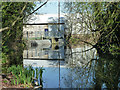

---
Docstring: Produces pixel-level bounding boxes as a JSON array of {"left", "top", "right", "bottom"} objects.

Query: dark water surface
[{"left": 23, "top": 41, "right": 120, "bottom": 88}]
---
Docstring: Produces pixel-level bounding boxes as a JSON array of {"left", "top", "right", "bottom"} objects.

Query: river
[{"left": 23, "top": 40, "right": 120, "bottom": 88}]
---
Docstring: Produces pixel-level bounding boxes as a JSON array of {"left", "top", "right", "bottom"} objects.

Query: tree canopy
[
  {"left": 1, "top": 1, "right": 48, "bottom": 68},
  {"left": 63, "top": 2, "right": 120, "bottom": 56}
]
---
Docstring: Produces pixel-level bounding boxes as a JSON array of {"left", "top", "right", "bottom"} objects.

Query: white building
[
  {"left": 23, "top": 13, "right": 95, "bottom": 38},
  {"left": 23, "top": 14, "right": 65, "bottom": 39}
]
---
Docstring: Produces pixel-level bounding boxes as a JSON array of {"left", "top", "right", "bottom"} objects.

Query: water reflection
[
  {"left": 23, "top": 42, "right": 120, "bottom": 88},
  {"left": 23, "top": 41, "right": 64, "bottom": 59},
  {"left": 93, "top": 55, "right": 120, "bottom": 89}
]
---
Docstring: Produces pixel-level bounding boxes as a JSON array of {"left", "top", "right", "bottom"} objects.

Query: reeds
[{"left": 7, "top": 65, "right": 44, "bottom": 88}]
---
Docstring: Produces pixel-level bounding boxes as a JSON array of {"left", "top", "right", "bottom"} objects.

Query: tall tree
[
  {"left": 64, "top": 2, "right": 120, "bottom": 56},
  {"left": 1, "top": 1, "right": 49, "bottom": 68},
  {"left": 93, "top": 2, "right": 120, "bottom": 56},
  {"left": 63, "top": 2, "right": 99, "bottom": 47},
  {"left": 2, "top": 2, "right": 35, "bottom": 66}
]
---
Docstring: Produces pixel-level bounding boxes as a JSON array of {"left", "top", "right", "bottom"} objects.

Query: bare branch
[
  {"left": 79, "top": 39, "right": 94, "bottom": 46},
  {"left": 26, "top": 0, "right": 49, "bottom": 17},
  {"left": 83, "top": 59, "right": 97, "bottom": 69},
  {"left": 0, "top": 0, "right": 49, "bottom": 32},
  {"left": 71, "top": 47, "right": 94, "bottom": 54}
]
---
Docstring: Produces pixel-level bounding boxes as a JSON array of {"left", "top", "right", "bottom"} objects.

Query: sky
[
  {"left": 27, "top": 1, "right": 65, "bottom": 24},
  {"left": 35, "top": 1, "right": 64, "bottom": 14}
]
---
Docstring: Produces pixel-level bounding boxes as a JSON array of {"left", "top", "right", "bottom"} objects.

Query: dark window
[{"left": 45, "top": 29, "right": 48, "bottom": 32}]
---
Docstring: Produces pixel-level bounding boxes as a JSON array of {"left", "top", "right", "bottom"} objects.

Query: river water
[{"left": 23, "top": 40, "right": 120, "bottom": 88}]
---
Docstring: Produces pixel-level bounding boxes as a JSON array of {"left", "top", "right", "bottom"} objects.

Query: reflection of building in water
[
  {"left": 23, "top": 43, "right": 65, "bottom": 59},
  {"left": 23, "top": 46, "right": 97, "bottom": 88},
  {"left": 24, "top": 45, "right": 97, "bottom": 68}
]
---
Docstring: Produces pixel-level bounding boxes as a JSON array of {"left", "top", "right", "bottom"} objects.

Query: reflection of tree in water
[
  {"left": 65, "top": 45, "right": 97, "bottom": 67},
  {"left": 64, "top": 45, "right": 120, "bottom": 88},
  {"left": 62, "top": 66, "right": 95, "bottom": 88},
  {"left": 63, "top": 45, "right": 97, "bottom": 88},
  {"left": 94, "top": 55, "right": 120, "bottom": 89}
]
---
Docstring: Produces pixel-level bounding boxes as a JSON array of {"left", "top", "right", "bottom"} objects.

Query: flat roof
[{"left": 23, "top": 23, "right": 65, "bottom": 25}]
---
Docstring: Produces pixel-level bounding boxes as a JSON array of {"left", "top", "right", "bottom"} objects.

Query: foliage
[
  {"left": 63, "top": 2, "right": 120, "bottom": 56},
  {"left": 63, "top": 2, "right": 120, "bottom": 89},
  {"left": 94, "top": 55, "right": 120, "bottom": 88},
  {"left": 3, "top": 80, "right": 8, "bottom": 84},
  {"left": 7, "top": 65, "right": 45, "bottom": 87},
  {"left": 1, "top": 53, "right": 9, "bottom": 73},
  {"left": 69, "top": 37, "right": 80, "bottom": 45},
  {"left": 109, "top": 45, "right": 120, "bottom": 56},
  {"left": 93, "top": 2, "right": 120, "bottom": 56},
  {"left": 1, "top": 2, "right": 35, "bottom": 67}
]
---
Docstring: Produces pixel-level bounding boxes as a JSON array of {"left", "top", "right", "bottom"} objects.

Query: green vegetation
[
  {"left": 70, "top": 37, "right": 79, "bottom": 45},
  {"left": 1, "top": 2, "right": 35, "bottom": 67},
  {"left": 64, "top": 2, "right": 120, "bottom": 57},
  {"left": 3, "top": 80, "right": 8, "bottom": 84},
  {"left": 94, "top": 55, "right": 120, "bottom": 89},
  {"left": 1, "top": 1, "right": 119, "bottom": 89},
  {"left": 1, "top": 2, "right": 35, "bottom": 87},
  {"left": 64, "top": 2, "right": 120, "bottom": 89},
  {"left": 1, "top": 2, "right": 48, "bottom": 88},
  {"left": 7, "top": 65, "right": 44, "bottom": 87},
  {"left": 93, "top": 2, "right": 120, "bottom": 56}
]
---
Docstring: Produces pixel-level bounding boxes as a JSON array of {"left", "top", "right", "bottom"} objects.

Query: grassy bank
[{"left": 2, "top": 65, "right": 44, "bottom": 88}]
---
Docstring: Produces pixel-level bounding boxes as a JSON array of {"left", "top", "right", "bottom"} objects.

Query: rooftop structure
[{"left": 23, "top": 14, "right": 65, "bottom": 39}]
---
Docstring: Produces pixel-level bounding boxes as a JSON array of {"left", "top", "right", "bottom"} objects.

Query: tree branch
[
  {"left": 0, "top": 0, "right": 48, "bottom": 32},
  {"left": 79, "top": 39, "right": 94, "bottom": 46},
  {"left": 27, "top": 0, "right": 48, "bottom": 17},
  {"left": 71, "top": 47, "right": 94, "bottom": 54},
  {"left": 0, "top": 2, "right": 27, "bottom": 32}
]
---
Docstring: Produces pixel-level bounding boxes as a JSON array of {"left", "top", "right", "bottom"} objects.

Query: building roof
[{"left": 26, "top": 14, "right": 65, "bottom": 24}]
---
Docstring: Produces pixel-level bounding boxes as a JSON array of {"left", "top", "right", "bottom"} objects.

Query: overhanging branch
[
  {"left": 79, "top": 39, "right": 94, "bottom": 46},
  {"left": 0, "top": 2, "right": 27, "bottom": 32},
  {"left": 71, "top": 47, "right": 94, "bottom": 54},
  {"left": 27, "top": 0, "right": 48, "bottom": 17},
  {"left": 0, "top": 0, "right": 48, "bottom": 32}
]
